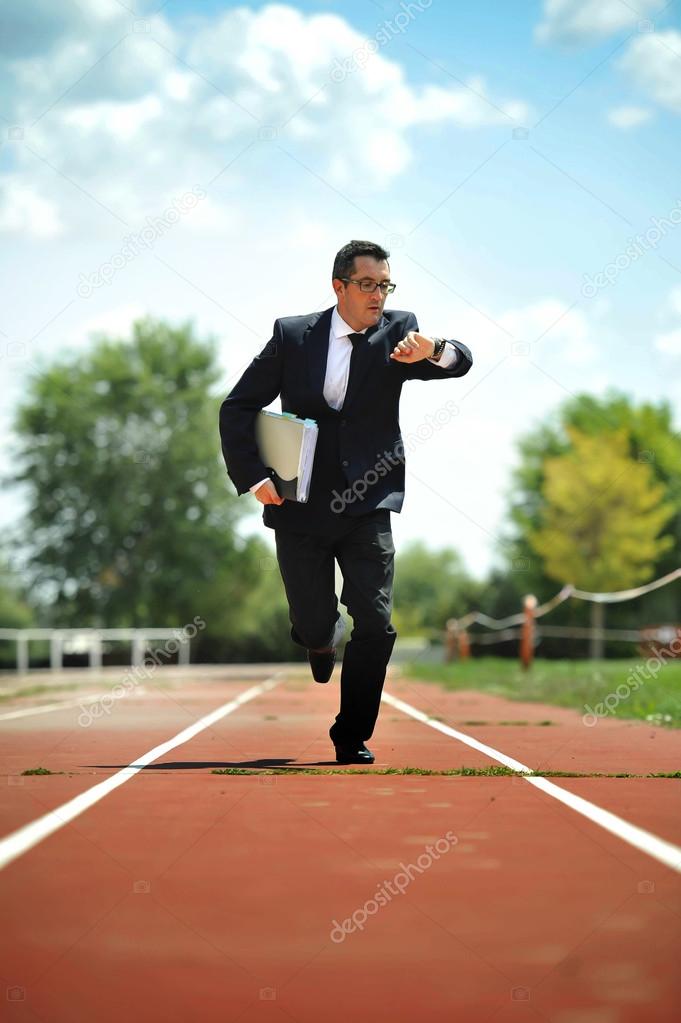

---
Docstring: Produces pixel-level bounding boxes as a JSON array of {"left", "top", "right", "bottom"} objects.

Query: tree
[
  {"left": 528, "top": 427, "right": 675, "bottom": 656},
  {"left": 0, "top": 556, "right": 35, "bottom": 668},
  {"left": 500, "top": 391, "right": 681, "bottom": 655},
  {"left": 393, "top": 541, "right": 482, "bottom": 637},
  {"left": 7, "top": 317, "right": 249, "bottom": 631}
]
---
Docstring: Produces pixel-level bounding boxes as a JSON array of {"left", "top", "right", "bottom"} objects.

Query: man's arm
[
  {"left": 219, "top": 323, "right": 284, "bottom": 495},
  {"left": 391, "top": 314, "right": 472, "bottom": 380}
]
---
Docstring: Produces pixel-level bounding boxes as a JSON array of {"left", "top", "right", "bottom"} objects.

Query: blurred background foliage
[{"left": 1, "top": 317, "right": 679, "bottom": 666}]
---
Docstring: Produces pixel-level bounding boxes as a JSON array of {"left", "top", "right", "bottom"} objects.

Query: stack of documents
[{"left": 255, "top": 410, "right": 319, "bottom": 503}]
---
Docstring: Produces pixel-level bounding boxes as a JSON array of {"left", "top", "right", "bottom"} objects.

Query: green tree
[
  {"left": 393, "top": 541, "right": 482, "bottom": 637},
  {"left": 7, "top": 317, "right": 250, "bottom": 633},
  {"left": 0, "top": 556, "right": 35, "bottom": 668},
  {"left": 528, "top": 427, "right": 675, "bottom": 656},
  {"left": 499, "top": 391, "right": 681, "bottom": 655}
]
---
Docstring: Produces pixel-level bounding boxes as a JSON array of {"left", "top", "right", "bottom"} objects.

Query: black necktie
[{"left": 347, "top": 332, "right": 366, "bottom": 348}]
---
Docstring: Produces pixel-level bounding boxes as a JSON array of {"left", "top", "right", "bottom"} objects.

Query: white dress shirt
[{"left": 249, "top": 306, "right": 458, "bottom": 493}]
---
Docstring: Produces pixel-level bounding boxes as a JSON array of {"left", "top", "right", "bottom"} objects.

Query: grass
[
  {"left": 16, "top": 764, "right": 681, "bottom": 779},
  {"left": 0, "top": 682, "right": 90, "bottom": 703},
  {"left": 403, "top": 657, "right": 681, "bottom": 727},
  {"left": 211, "top": 766, "right": 681, "bottom": 778}
]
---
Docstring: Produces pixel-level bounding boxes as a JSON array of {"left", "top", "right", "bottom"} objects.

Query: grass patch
[
  {"left": 0, "top": 682, "right": 88, "bottom": 703},
  {"left": 211, "top": 765, "right": 681, "bottom": 778},
  {"left": 458, "top": 720, "right": 556, "bottom": 726},
  {"left": 21, "top": 766, "right": 63, "bottom": 775},
  {"left": 403, "top": 657, "right": 681, "bottom": 727}
]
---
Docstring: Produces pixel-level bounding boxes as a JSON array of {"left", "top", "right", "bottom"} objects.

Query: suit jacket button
[
  {"left": 342, "top": 459, "right": 349, "bottom": 467},
  {"left": 340, "top": 419, "right": 346, "bottom": 426}
]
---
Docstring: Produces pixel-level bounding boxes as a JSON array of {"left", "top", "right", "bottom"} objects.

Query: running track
[{"left": 1, "top": 664, "right": 680, "bottom": 1022}]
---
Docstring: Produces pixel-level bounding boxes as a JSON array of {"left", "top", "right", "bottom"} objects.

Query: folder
[{"left": 255, "top": 410, "right": 319, "bottom": 503}]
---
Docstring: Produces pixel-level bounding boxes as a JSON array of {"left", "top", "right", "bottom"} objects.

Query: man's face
[{"left": 333, "top": 256, "right": 391, "bottom": 331}]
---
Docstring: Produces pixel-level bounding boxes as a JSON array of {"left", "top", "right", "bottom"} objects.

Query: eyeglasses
[{"left": 339, "top": 277, "right": 397, "bottom": 295}]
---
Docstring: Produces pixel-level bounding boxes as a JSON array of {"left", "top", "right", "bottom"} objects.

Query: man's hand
[
  {"left": 389, "top": 330, "right": 435, "bottom": 363},
  {"left": 253, "top": 479, "right": 284, "bottom": 505}
]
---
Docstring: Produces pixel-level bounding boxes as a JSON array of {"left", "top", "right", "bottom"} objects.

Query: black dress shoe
[
  {"left": 334, "top": 742, "right": 375, "bottom": 765},
  {"left": 308, "top": 647, "right": 336, "bottom": 684}
]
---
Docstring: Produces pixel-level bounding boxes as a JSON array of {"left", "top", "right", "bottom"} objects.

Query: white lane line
[
  {"left": 0, "top": 674, "right": 285, "bottom": 872},
  {"left": 382, "top": 691, "right": 681, "bottom": 874}
]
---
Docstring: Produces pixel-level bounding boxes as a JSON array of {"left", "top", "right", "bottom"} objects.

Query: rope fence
[{"left": 445, "top": 568, "right": 681, "bottom": 667}]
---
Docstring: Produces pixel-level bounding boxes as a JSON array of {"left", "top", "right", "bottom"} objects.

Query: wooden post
[
  {"left": 520, "top": 594, "right": 537, "bottom": 670},
  {"left": 458, "top": 628, "right": 471, "bottom": 660},
  {"left": 445, "top": 619, "right": 458, "bottom": 662}
]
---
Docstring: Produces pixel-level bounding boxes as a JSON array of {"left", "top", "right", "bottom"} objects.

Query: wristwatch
[{"left": 430, "top": 338, "right": 446, "bottom": 361}]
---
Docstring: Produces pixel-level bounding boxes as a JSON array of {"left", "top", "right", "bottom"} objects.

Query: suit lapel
[{"left": 305, "top": 307, "right": 334, "bottom": 398}]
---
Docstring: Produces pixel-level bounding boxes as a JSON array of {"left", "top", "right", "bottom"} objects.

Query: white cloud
[
  {"left": 655, "top": 327, "right": 681, "bottom": 356},
  {"left": 0, "top": 178, "right": 63, "bottom": 237},
  {"left": 668, "top": 285, "right": 681, "bottom": 317},
  {"left": 618, "top": 30, "right": 681, "bottom": 114},
  {"left": 499, "top": 298, "right": 596, "bottom": 365},
  {"left": 654, "top": 286, "right": 681, "bottom": 356},
  {"left": 0, "top": 1, "right": 532, "bottom": 238},
  {"left": 535, "top": 0, "right": 664, "bottom": 46},
  {"left": 66, "top": 304, "right": 147, "bottom": 347},
  {"left": 607, "top": 104, "right": 653, "bottom": 128}
]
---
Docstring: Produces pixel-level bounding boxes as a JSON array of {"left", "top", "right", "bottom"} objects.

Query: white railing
[{"left": 0, "top": 628, "right": 191, "bottom": 673}]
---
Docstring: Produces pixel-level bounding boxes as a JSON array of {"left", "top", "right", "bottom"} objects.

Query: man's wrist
[{"left": 429, "top": 338, "right": 446, "bottom": 361}]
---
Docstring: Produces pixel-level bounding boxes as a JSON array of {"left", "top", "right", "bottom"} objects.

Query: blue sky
[{"left": 1, "top": 0, "right": 680, "bottom": 580}]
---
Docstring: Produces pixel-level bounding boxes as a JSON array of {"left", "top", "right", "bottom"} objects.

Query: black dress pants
[{"left": 274, "top": 509, "right": 397, "bottom": 744}]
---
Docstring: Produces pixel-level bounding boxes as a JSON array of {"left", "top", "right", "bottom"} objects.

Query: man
[{"left": 219, "top": 240, "right": 472, "bottom": 764}]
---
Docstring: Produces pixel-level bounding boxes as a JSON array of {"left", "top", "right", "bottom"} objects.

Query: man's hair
[{"left": 332, "top": 240, "right": 390, "bottom": 281}]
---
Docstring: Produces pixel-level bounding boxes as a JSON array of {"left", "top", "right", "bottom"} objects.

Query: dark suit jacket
[{"left": 219, "top": 305, "right": 472, "bottom": 534}]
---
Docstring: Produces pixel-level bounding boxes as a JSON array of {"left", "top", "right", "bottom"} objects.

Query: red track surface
[{"left": 1, "top": 665, "right": 680, "bottom": 1023}]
